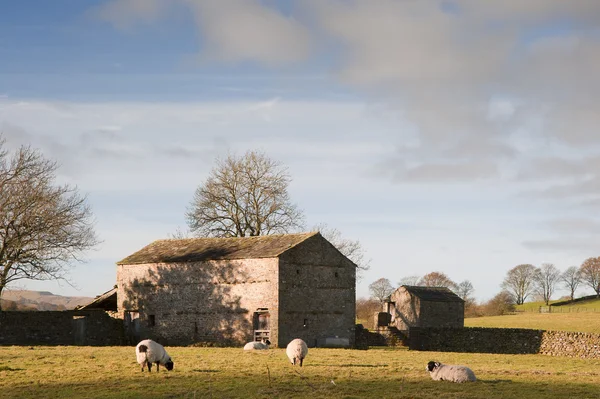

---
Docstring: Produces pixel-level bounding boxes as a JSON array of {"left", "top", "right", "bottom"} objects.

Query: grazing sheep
[
  {"left": 243, "top": 339, "right": 271, "bottom": 351},
  {"left": 135, "top": 339, "right": 174, "bottom": 372},
  {"left": 426, "top": 361, "right": 476, "bottom": 383},
  {"left": 286, "top": 338, "right": 308, "bottom": 367}
]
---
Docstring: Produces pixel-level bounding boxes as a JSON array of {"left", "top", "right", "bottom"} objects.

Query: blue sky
[{"left": 2, "top": 0, "right": 600, "bottom": 301}]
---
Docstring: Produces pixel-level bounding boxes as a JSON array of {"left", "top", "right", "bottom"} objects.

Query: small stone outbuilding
[
  {"left": 116, "top": 232, "right": 356, "bottom": 347},
  {"left": 385, "top": 285, "right": 464, "bottom": 333}
]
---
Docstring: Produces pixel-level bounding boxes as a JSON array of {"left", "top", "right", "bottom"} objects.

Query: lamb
[
  {"left": 426, "top": 361, "right": 476, "bottom": 383},
  {"left": 286, "top": 338, "right": 308, "bottom": 367},
  {"left": 135, "top": 339, "right": 174, "bottom": 372},
  {"left": 243, "top": 339, "right": 271, "bottom": 350}
]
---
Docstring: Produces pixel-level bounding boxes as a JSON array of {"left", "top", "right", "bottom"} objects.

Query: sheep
[
  {"left": 243, "top": 339, "right": 271, "bottom": 350},
  {"left": 426, "top": 361, "right": 476, "bottom": 383},
  {"left": 286, "top": 338, "right": 308, "bottom": 367},
  {"left": 135, "top": 339, "right": 174, "bottom": 372}
]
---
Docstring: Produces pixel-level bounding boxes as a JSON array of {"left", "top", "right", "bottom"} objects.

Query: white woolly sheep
[
  {"left": 135, "top": 339, "right": 174, "bottom": 372},
  {"left": 243, "top": 339, "right": 271, "bottom": 351},
  {"left": 426, "top": 361, "right": 476, "bottom": 383},
  {"left": 286, "top": 338, "right": 308, "bottom": 367}
]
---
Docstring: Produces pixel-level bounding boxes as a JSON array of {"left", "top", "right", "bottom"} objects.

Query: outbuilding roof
[
  {"left": 75, "top": 286, "right": 117, "bottom": 311},
  {"left": 117, "top": 232, "right": 319, "bottom": 265},
  {"left": 400, "top": 285, "right": 464, "bottom": 302}
]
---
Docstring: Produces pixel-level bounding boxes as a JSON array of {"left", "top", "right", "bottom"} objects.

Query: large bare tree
[
  {"left": 368, "top": 278, "right": 395, "bottom": 303},
  {"left": 397, "top": 275, "right": 420, "bottom": 286},
  {"left": 533, "top": 263, "right": 561, "bottom": 305},
  {"left": 0, "top": 139, "right": 99, "bottom": 310},
  {"left": 561, "top": 266, "right": 582, "bottom": 301},
  {"left": 501, "top": 264, "right": 537, "bottom": 305},
  {"left": 313, "top": 223, "right": 370, "bottom": 278},
  {"left": 456, "top": 280, "right": 475, "bottom": 301},
  {"left": 418, "top": 271, "right": 457, "bottom": 290},
  {"left": 579, "top": 257, "right": 600, "bottom": 297},
  {"left": 186, "top": 151, "right": 304, "bottom": 237}
]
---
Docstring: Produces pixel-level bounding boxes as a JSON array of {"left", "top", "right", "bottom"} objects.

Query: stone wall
[
  {"left": 409, "top": 327, "right": 600, "bottom": 359},
  {"left": 117, "top": 258, "right": 279, "bottom": 346},
  {"left": 0, "top": 310, "right": 124, "bottom": 346},
  {"left": 278, "top": 234, "right": 356, "bottom": 348}
]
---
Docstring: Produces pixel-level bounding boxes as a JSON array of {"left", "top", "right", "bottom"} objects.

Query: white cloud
[
  {"left": 184, "top": 0, "right": 312, "bottom": 66},
  {"left": 92, "top": 0, "right": 169, "bottom": 30}
]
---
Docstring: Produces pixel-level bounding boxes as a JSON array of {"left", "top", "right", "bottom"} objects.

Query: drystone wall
[
  {"left": 0, "top": 310, "right": 125, "bottom": 346},
  {"left": 409, "top": 327, "right": 600, "bottom": 359}
]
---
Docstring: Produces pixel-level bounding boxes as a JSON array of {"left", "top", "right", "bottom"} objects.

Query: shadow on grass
[
  {"left": 8, "top": 374, "right": 600, "bottom": 399},
  {"left": 0, "top": 365, "right": 24, "bottom": 371}
]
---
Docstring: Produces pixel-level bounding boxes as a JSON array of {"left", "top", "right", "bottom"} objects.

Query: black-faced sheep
[
  {"left": 135, "top": 339, "right": 174, "bottom": 372},
  {"left": 426, "top": 361, "right": 476, "bottom": 383},
  {"left": 286, "top": 338, "right": 308, "bottom": 366},
  {"left": 243, "top": 339, "right": 271, "bottom": 350}
]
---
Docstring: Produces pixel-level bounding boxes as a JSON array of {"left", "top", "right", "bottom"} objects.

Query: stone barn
[
  {"left": 116, "top": 232, "right": 356, "bottom": 348},
  {"left": 384, "top": 286, "right": 464, "bottom": 333}
]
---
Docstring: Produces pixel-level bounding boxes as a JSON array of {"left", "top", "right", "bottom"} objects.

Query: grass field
[
  {"left": 514, "top": 297, "right": 600, "bottom": 313},
  {"left": 465, "top": 311, "right": 600, "bottom": 334},
  {"left": 1, "top": 345, "right": 600, "bottom": 399}
]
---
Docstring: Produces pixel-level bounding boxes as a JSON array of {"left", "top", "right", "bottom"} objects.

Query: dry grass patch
[
  {"left": 465, "top": 312, "right": 600, "bottom": 334},
  {"left": 0, "top": 346, "right": 599, "bottom": 398}
]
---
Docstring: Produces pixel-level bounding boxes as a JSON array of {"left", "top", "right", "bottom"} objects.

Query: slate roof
[
  {"left": 117, "top": 232, "right": 319, "bottom": 265},
  {"left": 401, "top": 285, "right": 464, "bottom": 302},
  {"left": 75, "top": 287, "right": 117, "bottom": 311}
]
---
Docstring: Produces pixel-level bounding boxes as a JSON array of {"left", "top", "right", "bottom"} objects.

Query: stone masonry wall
[
  {"left": 278, "top": 235, "right": 356, "bottom": 348},
  {"left": 409, "top": 327, "right": 600, "bottom": 359},
  {"left": 390, "top": 288, "right": 464, "bottom": 332},
  {"left": 0, "top": 310, "right": 124, "bottom": 346},
  {"left": 117, "top": 258, "right": 279, "bottom": 346}
]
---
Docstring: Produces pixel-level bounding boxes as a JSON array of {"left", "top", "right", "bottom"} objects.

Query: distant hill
[{"left": 0, "top": 290, "right": 94, "bottom": 311}]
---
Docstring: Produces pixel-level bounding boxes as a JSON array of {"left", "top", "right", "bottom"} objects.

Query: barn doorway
[
  {"left": 124, "top": 311, "right": 141, "bottom": 344},
  {"left": 253, "top": 309, "right": 270, "bottom": 342}
]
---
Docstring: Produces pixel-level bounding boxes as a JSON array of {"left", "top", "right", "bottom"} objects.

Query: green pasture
[
  {"left": 515, "top": 297, "right": 600, "bottom": 313},
  {"left": 1, "top": 345, "right": 599, "bottom": 399},
  {"left": 465, "top": 311, "right": 600, "bottom": 334}
]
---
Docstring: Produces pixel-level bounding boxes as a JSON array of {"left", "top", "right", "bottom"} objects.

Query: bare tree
[
  {"left": 397, "top": 275, "right": 420, "bottom": 286},
  {"left": 580, "top": 257, "right": 600, "bottom": 297},
  {"left": 533, "top": 263, "right": 561, "bottom": 306},
  {"left": 419, "top": 271, "right": 457, "bottom": 290},
  {"left": 482, "top": 290, "right": 515, "bottom": 316},
  {"left": 187, "top": 151, "right": 304, "bottom": 237},
  {"left": 368, "top": 278, "right": 395, "bottom": 303},
  {"left": 0, "top": 139, "right": 99, "bottom": 310},
  {"left": 501, "top": 264, "right": 537, "bottom": 305},
  {"left": 313, "top": 223, "right": 370, "bottom": 278},
  {"left": 561, "top": 266, "right": 582, "bottom": 301},
  {"left": 456, "top": 280, "right": 475, "bottom": 301}
]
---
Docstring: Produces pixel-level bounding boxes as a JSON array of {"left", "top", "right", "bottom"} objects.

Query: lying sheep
[
  {"left": 243, "top": 339, "right": 271, "bottom": 350},
  {"left": 286, "top": 338, "right": 308, "bottom": 367},
  {"left": 426, "top": 361, "right": 476, "bottom": 383},
  {"left": 135, "top": 339, "right": 174, "bottom": 372}
]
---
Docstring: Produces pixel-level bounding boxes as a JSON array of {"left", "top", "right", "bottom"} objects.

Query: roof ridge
[{"left": 117, "top": 231, "right": 321, "bottom": 265}]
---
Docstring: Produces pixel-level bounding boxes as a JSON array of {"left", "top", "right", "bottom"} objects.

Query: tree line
[
  {"left": 502, "top": 260, "right": 600, "bottom": 306},
  {"left": 362, "top": 259, "right": 600, "bottom": 323}
]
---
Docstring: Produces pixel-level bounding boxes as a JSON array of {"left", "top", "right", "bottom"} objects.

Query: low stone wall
[
  {"left": 0, "top": 310, "right": 125, "bottom": 346},
  {"left": 409, "top": 327, "right": 600, "bottom": 359},
  {"left": 540, "top": 330, "right": 600, "bottom": 359}
]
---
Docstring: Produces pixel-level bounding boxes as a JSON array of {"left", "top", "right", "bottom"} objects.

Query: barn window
[
  {"left": 334, "top": 271, "right": 339, "bottom": 278},
  {"left": 148, "top": 314, "right": 156, "bottom": 327},
  {"left": 303, "top": 318, "right": 308, "bottom": 327},
  {"left": 296, "top": 269, "right": 300, "bottom": 275},
  {"left": 254, "top": 309, "right": 271, "bottom": 342}
]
